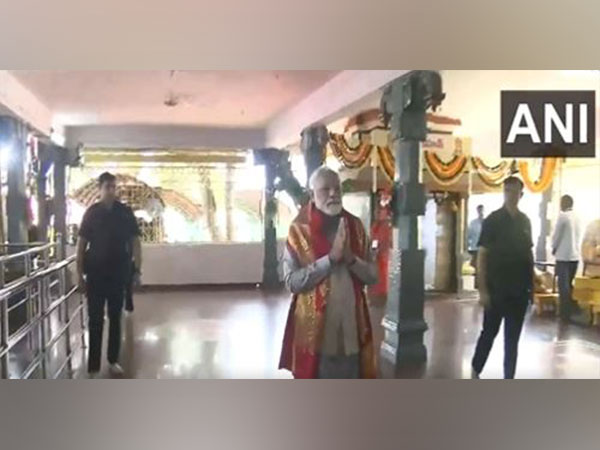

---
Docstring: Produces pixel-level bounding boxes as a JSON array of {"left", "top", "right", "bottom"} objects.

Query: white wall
[{"left": 142, "top": 241, "right": 286, "bottom": 285}]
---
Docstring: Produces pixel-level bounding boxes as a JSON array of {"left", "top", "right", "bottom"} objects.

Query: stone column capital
[{"left": 380, "top": 70, "right": 445, "bottom": 142}]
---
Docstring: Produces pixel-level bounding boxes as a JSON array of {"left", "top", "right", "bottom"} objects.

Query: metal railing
[
  {"left": 0, "top": 239, "right": 86, "bottom": 379},
  {"left": 0, "top": 241, "right": 59, "bottom": 286}
]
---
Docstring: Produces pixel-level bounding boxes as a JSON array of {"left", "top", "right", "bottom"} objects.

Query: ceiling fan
[{"left": 163, "top": 70, "right": 198, "bottom": 108}]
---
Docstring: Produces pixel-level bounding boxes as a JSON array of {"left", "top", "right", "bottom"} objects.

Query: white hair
[{"left": 308, "top": 166, "right": 340, "bottom": 190}]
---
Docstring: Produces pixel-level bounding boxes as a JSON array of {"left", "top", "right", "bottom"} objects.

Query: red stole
[{"left": 279, "top": 202, "right": 376, "bottom": 379}]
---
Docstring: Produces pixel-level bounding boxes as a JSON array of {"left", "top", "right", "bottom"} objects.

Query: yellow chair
[
  {"left": 533, "top": 292, "right": 559, "bottom": 316},
  {"left": 533, "top": 268, "right": 558, "bottom": 315},
  {"left": 573, "top": 276, "right": 600, "bottom": 326},
  {"left": 592, "top": 304, "right": 600, "bottom": 326}
]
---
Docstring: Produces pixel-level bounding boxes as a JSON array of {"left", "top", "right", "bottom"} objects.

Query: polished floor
[{"left": 56, "top": 287, "right": 600, "bottom": 379}]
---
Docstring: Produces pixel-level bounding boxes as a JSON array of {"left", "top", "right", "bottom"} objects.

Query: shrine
[{"left": 1, "top": 70, "right": 599, "bottom": 379}]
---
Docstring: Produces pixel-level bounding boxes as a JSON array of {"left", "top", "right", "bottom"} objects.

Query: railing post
[
  {"left": 25, "top": 254, "right": 34, "bottom": 351},
  {"left": 43, "top": 247, "right": 50, "bottom": 269},
  {"left": 79, "top": 290, "right": 87, "bottom": 353},
  {"left": 0, "top": 261, "right": 7, "bottom": 378},
  {"left": 0, "top": 260, "right": 7, "bottom": 379},
  {"left": 56, "top": 233, "right": 64, "bottom": 261},
  {"left": 60, "top": 265, "right": 73, "bottom": 378},
  {"left": 38, "top": 276, "right": 47, "bottom": 379},
  {"left": 0, "top": 301, "right": 7, "bottom": 379}
]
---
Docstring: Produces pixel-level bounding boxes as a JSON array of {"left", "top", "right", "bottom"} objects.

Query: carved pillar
[
  {"left": 0, "top": 116, "right": 28, "bottom": 247},
  {"left": 379, "top": 71, "right": 445, "bottom": 377},
  {"left": 300, "top": 124, "right": 328, "bottom": 186}
]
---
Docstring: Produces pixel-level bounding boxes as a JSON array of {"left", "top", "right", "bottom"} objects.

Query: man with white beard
[{"left": 279, "top": 166, "right": 378, "bottom": 379}]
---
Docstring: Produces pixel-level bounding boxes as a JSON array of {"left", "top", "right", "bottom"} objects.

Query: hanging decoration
[
  {"left": 328, "top": 132, "right": 374, "bottom": 169},
  {"left": 423, "top": 150, "right": 468, "bottom": 185},
  {"left": 331, "top": 109, "right": 555, "bottom": 194},
  {"left": 518, "top": 158, "right": 557, "bottom": 193},
  {"left": 377, "top": 146, "right": 395, "bottom": 181},
  {"left": 470, "top": 157, "right": 514, "bottom": 187}
]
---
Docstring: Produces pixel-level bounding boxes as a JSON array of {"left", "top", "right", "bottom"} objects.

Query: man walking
[
  {"left": 471, "top": 177, "right": 534, "bottom": 379},
  {"left": 76, "top": 172, "right": 142, "bottom": 378},
  {"left": 552, "top": 195, "right": 581, "bottom": 321},
  {"left": 279, "top": 166, "right": 378, "bottom": 379}
]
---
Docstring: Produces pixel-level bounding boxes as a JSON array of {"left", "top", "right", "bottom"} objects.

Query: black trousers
[
  {"left": 469, "top": 250, "right": 479, "bottom": 289},
  {"left": 472, "top": 294, "right": 528, "bottom": 379},
  {"left": 124, "top": 262, "right": 135, "bottom": 312},
  {"left": 86, "top": 274, "right": 125, "bottom": 373},
  {"left": 555, "top": 261, "right": 578, "bottom": 320}
]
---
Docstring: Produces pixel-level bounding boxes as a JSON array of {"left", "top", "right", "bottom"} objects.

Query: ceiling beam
[
  {"left": 65, "top": 124, "right": 266, "bottom": 150},
  {"left": 266, "top": 70, "right": 410, "bottom": 148},
  {"left": 0, "top": 70, "right": 54, "bottom": 137},
  {"left": 81, "top": 148, "right": 248, "bottom": 166}
]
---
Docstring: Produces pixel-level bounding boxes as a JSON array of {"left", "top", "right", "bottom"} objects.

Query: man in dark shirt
[
  {"left": 76, "top": 172, "right": 142, "bottom": 378},
  {"left": 471, "top": 176, "right": 534, "bottom": 379}
]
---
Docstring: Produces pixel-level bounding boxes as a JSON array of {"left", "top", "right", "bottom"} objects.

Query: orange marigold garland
[
  {"left": 518, "top": 158, "right": 557, "bottom": 193},
  {"left": 423, "top": 150, "right": 467, "bottom": 185},
  {"left": 328, "top": 133, "right": 374, "bottom": 169},
  {"left": 377, "top": 146, "right": 395, "bottom": 181},
  {"left": 471, "top": 157, "right": 513, "bottom": 187}
]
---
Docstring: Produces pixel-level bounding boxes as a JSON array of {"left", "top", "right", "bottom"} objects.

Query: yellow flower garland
[
  {"left": 518, "top": 158, "right": 557, "bottom": 193},
  {"left": 328, "top": 133, "right": 374, "bottom": 169},
  {"left": 471, "top": 157, "right": 513, "bottom": 187}
]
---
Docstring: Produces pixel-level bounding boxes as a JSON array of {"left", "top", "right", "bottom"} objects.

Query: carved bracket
[{"left": 380, "top": 71, "right": 445, "bottom": 142}]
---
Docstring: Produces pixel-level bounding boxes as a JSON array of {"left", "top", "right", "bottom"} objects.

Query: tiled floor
[{"left": 30, "top": 287, "right": 600, "bottom": 379}]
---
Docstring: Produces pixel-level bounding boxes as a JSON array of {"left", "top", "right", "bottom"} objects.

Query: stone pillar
[
  {"left": 52, "top": 145, "right": 67, "bottom": 258},
  {"left": 0, "top": 116, "right": 28, "bottom": 247},
  {"left": 300, "top": 124, "right": 328, "bottom": 186},
  {"left": 253, "top": 148, "right": 285, "bottom": 290},
  {"left": 36, "top": 141, "right": 54, "bottom": 242},
  {"left": 379, "top": 71, "right": 445, "bottom": 377}
]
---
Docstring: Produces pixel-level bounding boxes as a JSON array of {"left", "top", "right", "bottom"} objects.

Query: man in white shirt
[{"left": 552, "top": 195, "right": 581, "bottom": 320}]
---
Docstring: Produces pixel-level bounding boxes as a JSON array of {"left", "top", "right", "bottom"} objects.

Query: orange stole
[{"left": 278, "top": 204, "right": 377, "bottom": 379}]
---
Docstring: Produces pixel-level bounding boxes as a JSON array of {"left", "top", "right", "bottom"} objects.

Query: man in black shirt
[
  {"left": 471, "top": 177, "right": 534, "bottom": 379},
  {"left": 76, "top": 172, "right": 142, "bottom": 378}
]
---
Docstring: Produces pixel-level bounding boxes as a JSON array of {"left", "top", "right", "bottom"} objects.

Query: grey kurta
[{"left": 282, "top": 232, "right": 378, "bottom": 357}]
